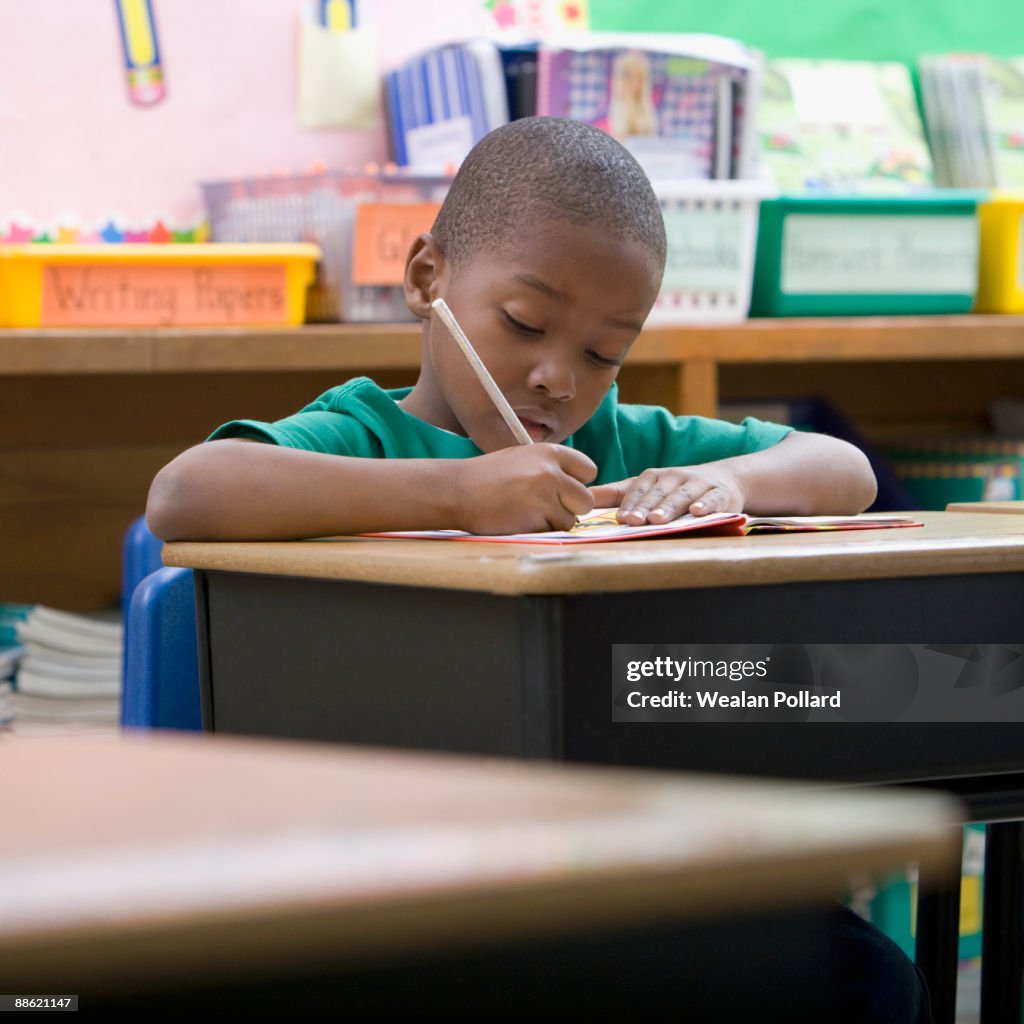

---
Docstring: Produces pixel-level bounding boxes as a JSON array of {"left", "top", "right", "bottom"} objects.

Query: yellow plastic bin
[
  {"left": 976, "top": 191, "right": 1024, "bottom": 312},
  {"left": 0, "top": 243, "right": 320, "bottom": 327}
]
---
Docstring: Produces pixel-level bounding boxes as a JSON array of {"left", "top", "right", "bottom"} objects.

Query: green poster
[{"left": 588, "top": 0, "right": 1021, "bottom": 63}]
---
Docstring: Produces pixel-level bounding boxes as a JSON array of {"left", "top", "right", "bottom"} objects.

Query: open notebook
[{"left": 365, "top": 509, "right": 922, "bottom": 545}]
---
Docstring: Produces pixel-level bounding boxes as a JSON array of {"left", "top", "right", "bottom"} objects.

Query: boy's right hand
[{"left": 452, "top": 444, "right": 597, "bottom": 534}]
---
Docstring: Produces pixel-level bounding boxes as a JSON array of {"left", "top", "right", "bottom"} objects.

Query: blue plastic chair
[
  {"left": 121, "top": 565, "right": 202, "bottom": 731},
  {"left": 122, "top": 515, "right": 165, "bottom": 698},
  {"left": 121, "top": 515, "right": 165, "bottom": 619}
]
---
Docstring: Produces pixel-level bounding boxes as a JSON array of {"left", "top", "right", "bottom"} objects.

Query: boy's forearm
[
  {"left": 726, "top": 432, "right": 877, "bottom": 516},
  {"left": 146, "top": 440, "right": 463, "bottom": 541}
]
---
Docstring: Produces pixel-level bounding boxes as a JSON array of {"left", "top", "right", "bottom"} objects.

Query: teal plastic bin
[{"left": 750, "top": 193, "right": 981, "bottom": 316}]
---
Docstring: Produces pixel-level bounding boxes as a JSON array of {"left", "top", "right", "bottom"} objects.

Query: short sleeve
[
  {"left": 208, "top": 411, "right": 381, "bottom": 456},
  {"left": 615, "top": 404, "right": 792, "bottom": 474}
]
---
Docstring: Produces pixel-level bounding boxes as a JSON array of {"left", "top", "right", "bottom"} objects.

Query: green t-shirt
[{"left": 209, "top": 377, "right": 791, "bottom": 485}]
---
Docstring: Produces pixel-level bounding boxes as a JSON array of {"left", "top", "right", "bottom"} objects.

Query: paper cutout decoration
[
  {"left": 319, "top": 0, "right": 356, "bottom": 30},
  {"left": 484, "top": 0, "right": 590, "bottom": 34},
  {"left": 114, "top": 0, "right": 166, "bottom": 106}
]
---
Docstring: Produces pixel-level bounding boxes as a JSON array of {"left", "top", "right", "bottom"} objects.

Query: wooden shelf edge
[{"left": 3, "top": 315, "right": 1024, "bottom": 374}]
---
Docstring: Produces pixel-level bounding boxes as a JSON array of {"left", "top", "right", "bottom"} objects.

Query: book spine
[
  {"left": 383, "top": 71, "right": 406, "bottom": 166},
  {"left": 534, "top": 46, "right": 557, "bottom": 117}
]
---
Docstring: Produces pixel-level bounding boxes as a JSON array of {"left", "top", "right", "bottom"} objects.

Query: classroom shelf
[
  {"left": 4, "top": 315, "right": 1024, "bottom": 609},
  {"left": 4, "top": 315, "right": 1024, "bottom": 417}
]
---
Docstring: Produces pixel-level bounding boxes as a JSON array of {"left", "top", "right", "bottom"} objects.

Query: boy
[
  {"left": 146, "top": 117, "right": 875, "bottom": 541},
  {"left": 146, "top": 118, "right": 927, "bottom": 1020}
]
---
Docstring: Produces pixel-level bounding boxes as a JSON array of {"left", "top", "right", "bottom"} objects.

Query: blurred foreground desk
[
  {"left": 167, "top": 510, "right": 1024, "bottom": 1023},
  {"left": 0, "top": 733, "right": 959, "bottom": 1015}
]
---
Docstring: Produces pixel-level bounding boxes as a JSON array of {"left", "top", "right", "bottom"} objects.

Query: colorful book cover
[
  {"left": 759, "top": 59, "right": 934, "bottom": 194},
  {"left": 536, "top": 33, "right": 757, "bottom": 181},
  {"left": 983, "top": 57, "right": 1024, "bottom": 188}
]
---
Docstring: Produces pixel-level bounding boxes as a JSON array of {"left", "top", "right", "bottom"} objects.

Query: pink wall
[{"left": 0, "top": 0, "right": 497, "bottom": 233}]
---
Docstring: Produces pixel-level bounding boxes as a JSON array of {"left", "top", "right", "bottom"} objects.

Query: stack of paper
[
  {"left": 919, "top": 54, "right": 1024, "bottom": 188},
  {"left": 535, "top": 32, "right": 763, "bottom": 182},
  {"left": 758, "top": 58, "right": 934, "bottom": 194},
  {"left": 13, "top": 607, "right": 123, "bottom": 725}
]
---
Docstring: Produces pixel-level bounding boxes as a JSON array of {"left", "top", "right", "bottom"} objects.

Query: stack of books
[
  {"left": 384, "top": 39, "right": 511, "bottom": 170},
  {"left": 758, "top": 58, "right": 934, "bottom": 193},
  {"left": 535, "top": 32, "right": 762, "bottom": 182},
  {"left": 383, "top": 32, "right": 763, "bottom": 182},
  {"left": 919, "top": 54, "right": 1024, "bottom": 188},
  {"left": 13, "top": 606, "right": 123, "bottom": 726}
]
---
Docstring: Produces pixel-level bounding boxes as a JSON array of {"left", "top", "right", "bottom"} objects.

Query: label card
[
  {"left": 41, "top": 264, "right": 289, "bottom": 326},
  {"left": 661, "top": 203, "right": 746, "bottom": 292},
  {"left": 781, "top": 214, "right": 978, "bottom": 294},
  {"left": 352, "top": 202, "right": 442, "bottom": 285},
  {"left": 405, "top": 115, "right": 474, "bottom": 171}
]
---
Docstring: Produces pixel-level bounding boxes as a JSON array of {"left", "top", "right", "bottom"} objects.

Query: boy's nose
[{"left": 527, "top": 357, "right": 575, "bottom": 401}]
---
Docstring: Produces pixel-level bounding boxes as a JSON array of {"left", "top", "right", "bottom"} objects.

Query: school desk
[
  {"left": 0, "top": 732, "right": 959, "bottom": 1014},
  {"left": 165, "top": 509, "right": 1024, "bottom": 1023},
  {"left": 947, "top": 499, "right": 1024, "bottom": 515}
]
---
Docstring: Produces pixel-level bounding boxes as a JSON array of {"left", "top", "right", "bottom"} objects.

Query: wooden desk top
[
  {"left": 947, "top": 500, "right": 1024, "bottom": 515},
  {"left": 164, "top": 510, "right": 1024, "bottom": 596},
  {"left": 0, "top": 732, "right": 958, "bottom": 993}
]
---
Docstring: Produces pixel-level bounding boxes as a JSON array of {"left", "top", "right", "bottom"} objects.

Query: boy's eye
[
  {"left": 588, "top": 349, "right": 624, "bottom": 369},
  {"left": 503, "top": 311, "right": 543, "bottom": 336}
]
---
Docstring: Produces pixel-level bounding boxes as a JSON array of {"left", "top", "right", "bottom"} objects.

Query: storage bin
[
  {"left": 0, "top": 243, "right": 319, "bottom": 327},
  {"left": 646, "top": 179, "right": 776, "bottom": 325},
  {"left": 883, "top": 436, "right": 1024, "bottom": 509},
  {"left": 975, "top": 191, "right": 1024, "bottom": 312},
  {"left": 888, "top": 458, "right": 1020, "bottom": 510},
  {"left": 203, "top": 170, "right": 771, "bottom": 326},
  {"left": 202, "top": 169, "right": 451, "bottom": 323},
  {"left": 750, "top": 193, "right": 981, "bottom": 316},
  {"left": 867, "top": 825, "right": 985, "bottom": 961}
]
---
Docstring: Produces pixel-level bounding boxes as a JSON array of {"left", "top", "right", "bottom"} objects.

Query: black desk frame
[{"left": 195, "top": 568, "right": 1024, "bottom": 1024}]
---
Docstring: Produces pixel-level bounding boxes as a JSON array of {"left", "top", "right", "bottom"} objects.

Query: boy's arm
[
  {"left": 589, "top": 432, "right": 878, "bottom": 524},
  {"left": 146, "top": 439, "right": 597, "bottom": 541}
]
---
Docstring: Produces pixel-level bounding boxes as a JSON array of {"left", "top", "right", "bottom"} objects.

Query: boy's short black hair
[{"left": 431, "top": 116, "right": 667, "bottom": 272}]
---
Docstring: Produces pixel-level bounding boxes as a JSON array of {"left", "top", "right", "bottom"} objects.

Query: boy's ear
[{"left": 403, "top": 233, "right": 447, "bottom": 320}]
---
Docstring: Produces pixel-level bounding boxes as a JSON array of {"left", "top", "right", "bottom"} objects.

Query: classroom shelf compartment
[
  {"left": 0, "top": 244, "right": 320, "bottom": 329},
  {"left": 750, "top": 193, "right": 982, "bottom": 317}
]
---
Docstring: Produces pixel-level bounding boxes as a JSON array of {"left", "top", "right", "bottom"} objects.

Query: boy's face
[{"left": 408, "top": 218, "right": 662, "bottom": 452}]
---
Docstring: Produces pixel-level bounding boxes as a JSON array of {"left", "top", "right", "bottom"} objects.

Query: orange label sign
[
  {"left": 41, "top": 264, "right": 289, "bottom": 326},
  {"left": 351, "top": 202, "right": 442, "bottom": 286}
]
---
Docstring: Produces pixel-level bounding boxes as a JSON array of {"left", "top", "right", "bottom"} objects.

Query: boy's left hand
[{"left": 589, "top": 465, "right": 747, "bottom": 524}]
